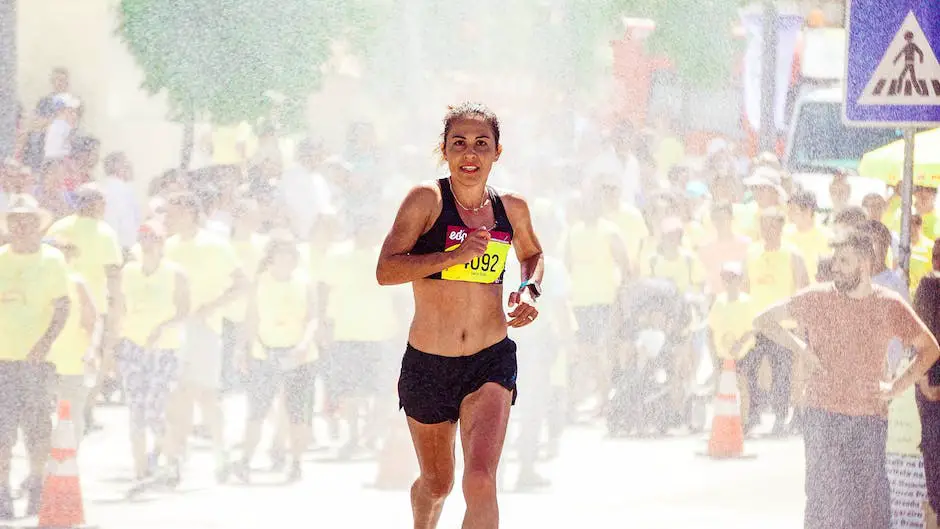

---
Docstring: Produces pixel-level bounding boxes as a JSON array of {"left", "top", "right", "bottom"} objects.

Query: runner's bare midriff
[{"left": 409, "top": 278, "right": 507, "bottom": 357}]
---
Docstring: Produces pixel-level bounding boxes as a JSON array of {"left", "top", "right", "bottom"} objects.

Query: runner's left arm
[
  {"left": 503, "top": 193, "right": 543, "bottom": 327},
  {"left": 503, "top": 193, "right": 544, "bottom": 288}
]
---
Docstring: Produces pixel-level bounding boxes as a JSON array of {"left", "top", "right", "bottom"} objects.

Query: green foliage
[
  {"left": 118, "top": 0, "right": 386, "bottom": 127},
  {"left": 562, "top": 0, "right": 742, "bottom": 87}
]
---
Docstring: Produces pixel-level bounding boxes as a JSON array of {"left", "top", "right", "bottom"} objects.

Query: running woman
[{"left": 376, "top": 102, "right": 544, "bottom": 529}]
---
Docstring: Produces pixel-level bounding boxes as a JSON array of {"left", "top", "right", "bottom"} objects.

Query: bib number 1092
[{"left": 466, "top": 253, "right": 500, "bottom": 272}]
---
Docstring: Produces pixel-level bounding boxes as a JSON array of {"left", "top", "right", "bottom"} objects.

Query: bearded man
[{"left": 754, "top": 231, "right": 940, "bottom": 529}]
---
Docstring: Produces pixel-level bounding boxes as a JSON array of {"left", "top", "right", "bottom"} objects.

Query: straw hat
[{"left": 0, "top": 194, "right": 53, "bottom": 234}]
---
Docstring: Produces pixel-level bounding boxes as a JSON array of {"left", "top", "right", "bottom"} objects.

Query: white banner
[{"left": 742, "top": 12, "right": 805, "bottom": 132}]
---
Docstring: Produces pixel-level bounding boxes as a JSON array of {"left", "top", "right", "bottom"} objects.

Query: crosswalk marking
[{"left": 859, "top": 11, "right": 940, "bottom": 106}]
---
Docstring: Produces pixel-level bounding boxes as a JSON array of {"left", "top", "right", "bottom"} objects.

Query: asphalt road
[{"left": 4, "top": 401, "right": 807, "bottom": 529}]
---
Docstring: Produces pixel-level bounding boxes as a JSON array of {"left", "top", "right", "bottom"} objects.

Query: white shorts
[{"left": 180, "top": 320, "right": 223, "bottom": 390}]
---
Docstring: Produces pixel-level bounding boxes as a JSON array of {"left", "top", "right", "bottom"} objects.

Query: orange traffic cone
[
  {"left": 38, "top": 400, "right": 85, "bottom": 529},
  {"left": 706, "top": 359, "right": 748, "bottom": 459},
  {"left": 372, "top": 416, "right": 418, "bottom": 490}
]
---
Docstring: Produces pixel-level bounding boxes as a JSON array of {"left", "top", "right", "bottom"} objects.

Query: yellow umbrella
[{"left": 859, "top": 128, "right": 940, "bottom": 188}]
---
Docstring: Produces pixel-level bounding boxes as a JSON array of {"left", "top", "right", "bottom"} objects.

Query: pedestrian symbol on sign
[
  {"left": 895, "top": 32, "right": 924, "bottom": 94},
  {"left": 859, "top": 11, "right": 940, "bottom": 106}
]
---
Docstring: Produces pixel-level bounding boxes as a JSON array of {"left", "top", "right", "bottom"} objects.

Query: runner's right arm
[{"left": 377, "top": 185, "right": 486, "bottom": 285}]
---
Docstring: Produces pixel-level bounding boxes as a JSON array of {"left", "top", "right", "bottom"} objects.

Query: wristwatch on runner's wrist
[{"left": 518, "top": 280, "right": 542, "bottom": 300}]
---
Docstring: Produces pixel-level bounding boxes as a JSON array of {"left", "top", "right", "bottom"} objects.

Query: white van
[
  {"left": 784, "top": 84, "right": 899, "bottom": 210},
  {"left": 783, "top": 28, "right": 900, "bottom": 211}
]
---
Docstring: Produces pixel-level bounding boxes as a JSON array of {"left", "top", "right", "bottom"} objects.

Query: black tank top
[{"left": 410, "top": 178, "right": 514, "bottom": 283}]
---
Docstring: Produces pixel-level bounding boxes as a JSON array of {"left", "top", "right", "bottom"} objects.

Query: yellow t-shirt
[
  {"left": 121, "top": 260, "right": 183, "bottom": 349},
  {"left": 783, "top": 224, "right": 832, "bottom": 282},
  {"left": 300, "top": 242, "right": 327, "bottom": 284},
  {"left": 641, "top": 250, "right": 707, "bottom": 292},
  {"left": 0, "top": 245, "right": 70, "bottom": 361},
  {"left": 46, "top": 215, "right": 123, "bottom": 311},
  {"left": 48, "top": 273, "right": 91, "bottom": 375},
  {"left": 254, "top": 269, "right": 311, "bottom": 352},
  {"left": 322, "top": 242, "right": 400, "bottom": 342},
  {"left": 683, "top": 220, "right": 710, "bottom": 250},
  {"left": 924, "top": 211, "right": 940, "bottom": 242},
  {"left": 883, "top": 198, "right": 902, "bottom": 233},
  {"left": 708, "top": 292, "right": 756, "bottom": 360},
  {"left": 563, "top": 219, "right": 622, "bottom": 307},
  {"left": 734, "top": 202, "right": 761, "bottom": 241},
  {"left": 605, "top": 206, "right": 649, "bottom": 265},
  {"left": 165, "top": 230, "right": 241, "bottom": 334},
  {"left": 746, "top": 243, "right": 799, "bottom": 313},
  {"left": 211, "top": 123, "right": 257, "bottom": 165},
  {"left": 225, "top": 233, "right": 268, "bottom": 322},
  {"left": 910, "top": 237, "right": 934, "bottom": 296}
]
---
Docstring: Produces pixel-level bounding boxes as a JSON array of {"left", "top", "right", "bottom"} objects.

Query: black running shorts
[{"left": 398, "top": 337, "right": 518, "bottom": 424}]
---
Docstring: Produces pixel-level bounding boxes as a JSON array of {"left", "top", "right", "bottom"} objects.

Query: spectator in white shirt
[
  {"left": 43, "top": 95, "right": 82, "bottom": 160},
  {"left": 101, "top": 152, "right": 141, "bottom": 250},
  {"left": 279, "top": 138, "right": 332, "bottom": 239}
]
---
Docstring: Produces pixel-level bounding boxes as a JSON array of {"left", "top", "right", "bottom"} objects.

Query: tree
[
  {"left": 562, "top": 0, "right": 743, "bottom": 87},
  {"left": 118, "top": 0, "right": 386, "bottom": 130}
]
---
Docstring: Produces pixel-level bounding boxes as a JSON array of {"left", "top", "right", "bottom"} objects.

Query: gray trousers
[{"left": 803, "top": 408, "right": 890, "bottom": 529}]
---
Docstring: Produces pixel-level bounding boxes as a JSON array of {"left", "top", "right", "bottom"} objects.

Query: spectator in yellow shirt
[
  {"left": 235, "top": 232, "right": 317, "bottom": 482},
  {"left": 915, "top": 186, "right": 939, "bottom": 241},
  {"left": 641, "top": 217, "right": 707, "bottom": 294},
  {"left": 561, "top": 188, "right": 631, "bottom": 415},
  {"left": 910, "top": 214, "right": 935, "bottom": 296},
  {"left": 707, "top": 262, "right": 756, "bottom": 421},
  {"left": 785, "top": 190, "right": 831, "bottom": 282},
  {"left": 0, "top": 194, "right": 71, "bottom": 518},
  {"left": 48, "top": 244, "right": 97, "bottom": 446},
  {"left": 709, "top": 262, "right": 756, "bottom": 362},
  {"left": 45, "top": 184, "right": 124, "bottom": 430},
  {"left": 321, "top": 216, "right": 409, "bottom": 459},
  {"left": 162, "top": 192, "right": 246, "bottom": 485},
  {"left": 115, "top": 223, "right": 189, "bottom": 482}
]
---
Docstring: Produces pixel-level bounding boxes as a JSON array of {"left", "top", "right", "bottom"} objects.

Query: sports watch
[{"left": 518, "top": 279, "right": 542, "bottom": 300}]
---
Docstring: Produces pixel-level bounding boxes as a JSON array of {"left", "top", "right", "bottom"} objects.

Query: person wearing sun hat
[
  {"left": 0, "top": 193, "right": 71, "bottom": 518},
  {"left": 741, "top": 205, "right": 809, "bottom": 436},
  {"left": 738, "top": 166, "right": 788, "bottom": 241}
]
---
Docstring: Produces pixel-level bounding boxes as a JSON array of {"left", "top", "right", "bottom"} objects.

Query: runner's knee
[
  {"left": 420, "top": 470, "right": 455, "bottom": 499},
  {"left": 462, "top": 469, "right": 497, "bottom": 501}
]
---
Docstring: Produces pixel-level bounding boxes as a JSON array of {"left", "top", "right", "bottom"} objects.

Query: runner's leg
[
  {"left": 407, "top": 418, "right": 457, "bottom": 529},
  {"left": 458, "top": 382, "right": 513, "bottom": 529}
]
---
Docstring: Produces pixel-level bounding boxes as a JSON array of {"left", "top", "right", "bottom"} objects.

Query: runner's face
[{"left": 443, "top": 117, "right": 501, "bottom": 186}]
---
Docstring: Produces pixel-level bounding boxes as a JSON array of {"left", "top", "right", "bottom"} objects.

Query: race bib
[{"left": 441, "top": 226, "right": 512, "bottom": 284}]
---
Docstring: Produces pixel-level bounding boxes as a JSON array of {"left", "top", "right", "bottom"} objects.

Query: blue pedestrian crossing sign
[{"left": 845, "top": 1, "right": 940, "bottom": 126}]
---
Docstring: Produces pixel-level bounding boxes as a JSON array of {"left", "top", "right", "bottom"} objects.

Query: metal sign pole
[{"left": 899, "top": 128, "right": 915, "bottom": 286}]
